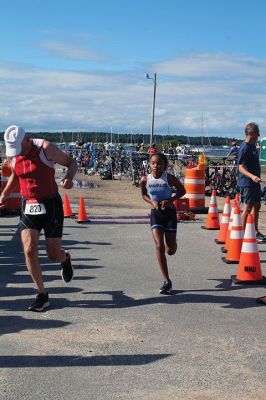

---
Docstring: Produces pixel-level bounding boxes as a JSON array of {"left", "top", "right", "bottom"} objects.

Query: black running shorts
[
  {"left": 240, "top": 185, "right": 261, "bottom": 205},
  {"left": 150, "top": 206, "right": 177, "bottom": 232},
  {"left": 20, "top": 195, "right": 64, "bottom": 238}
]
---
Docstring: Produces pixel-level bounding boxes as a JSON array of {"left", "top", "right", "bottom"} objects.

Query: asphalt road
[{"left": 0, "top": 211, "right": 265, "bottom": 400}]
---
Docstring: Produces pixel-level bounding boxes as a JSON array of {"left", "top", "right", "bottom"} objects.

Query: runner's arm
[
  {"left": 168, "top": 174, "right": 186, "bottom": 201},
  {"left": 42, "top": 141, "right": 78, "bottom": 189},
  {"left": 160, "top": 175, "right": 186, "bottom": 210},
  {"left": 140, "top": 176, "right": 159, "bottom": 210},
  {"left": 0, "top": 169, "right": 19, "bottom": 208}
]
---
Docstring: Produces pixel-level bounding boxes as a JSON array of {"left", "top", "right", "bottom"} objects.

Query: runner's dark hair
[{"left": 149, "top": 152, "right": 168, "bottom": 170}]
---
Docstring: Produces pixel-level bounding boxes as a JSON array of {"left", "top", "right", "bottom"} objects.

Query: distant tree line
[{"left": 0, "top": 130, "right": 239, "bottom": 146}]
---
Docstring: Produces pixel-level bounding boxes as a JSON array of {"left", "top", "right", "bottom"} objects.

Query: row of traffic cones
[
  {"left": 63, "top": 194, "right": 90, "bottom": 223},
  {"left": 204, "top": 190, "right": 266, "bottom": 285}
]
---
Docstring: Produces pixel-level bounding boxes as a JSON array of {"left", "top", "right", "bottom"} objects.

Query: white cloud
[
  {"left": 38, "top": 41, "right": 104, "bottom": 61},
  {"left": 155, "top": 52, "right": 266, "bottom": 78},
  {"left": 1, "top": 52, "right": 266, "bottom": 137}
]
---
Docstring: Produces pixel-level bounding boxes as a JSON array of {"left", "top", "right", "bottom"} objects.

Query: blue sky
[{"left": 1, "top": 0, "right": 266, "bottom": 138}]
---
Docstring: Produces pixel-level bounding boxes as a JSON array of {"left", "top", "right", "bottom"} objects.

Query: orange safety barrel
[
  {"left": 184, "top": 167, "right": 205, "bottom": 209},
  {"left": 1, "top": 162, "right": 21, "bottom": 211}
]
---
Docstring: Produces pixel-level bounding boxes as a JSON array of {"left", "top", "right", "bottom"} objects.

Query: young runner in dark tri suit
[{"left": 141, "top": 153, "right": 186, "bottom": 294}]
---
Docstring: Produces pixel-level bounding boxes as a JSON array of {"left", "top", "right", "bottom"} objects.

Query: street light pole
[{"left": 145, "top": 72, "right": 157, "bottom": 146}]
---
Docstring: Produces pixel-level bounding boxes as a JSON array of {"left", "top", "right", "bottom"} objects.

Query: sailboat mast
[{"left": 201, "top": 113, "right": 204, "bottom": 147}]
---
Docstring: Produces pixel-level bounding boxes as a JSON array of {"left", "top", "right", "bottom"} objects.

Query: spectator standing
[
  {"left": 237, "top": 122, "right": 265, "bottom": 242},
  {"left": 227, "top": 139, "right": 239, "bottom": 161},
  {"left": 148, "top": 143, "right": 157, "bottom": 155}
]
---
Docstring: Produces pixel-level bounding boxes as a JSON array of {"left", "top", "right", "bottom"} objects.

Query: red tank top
[{"left": 12, "top": 139, "right": 58, "bottom": 201}]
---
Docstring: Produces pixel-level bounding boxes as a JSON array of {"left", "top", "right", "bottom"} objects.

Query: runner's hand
[
  {"left": 0, "top": 196, "right": 7, "bottom": 209},
  {"left": 160, "top": 199, "right": 171, "bottom": 210},
  {"left": 60, "top": 178, "right": 73, "bottom": 189},
  {"left": 151, "top": 200, "right": 159, "bottom": 210}
]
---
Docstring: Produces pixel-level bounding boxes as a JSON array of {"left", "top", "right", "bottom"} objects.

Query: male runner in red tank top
[{"left": 0, "top": 125, "right": 78, "bottom": 311}]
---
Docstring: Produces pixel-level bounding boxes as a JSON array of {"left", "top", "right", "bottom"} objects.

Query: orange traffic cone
[
  {"left": 77, "top": 197, "right": 90, "bottom": 223},
  {"left": 201, "top": 190, "right": 220, "bottom": 230},
  {"left": 63, "top": 194, "right": 73, "bottom": 218},
  {"left": 223, "top": 204, "right": 244, "bottom": 264},
  {"left": 231, "top": 214, "right": 266, "bottom": 284},
  {"left": 215, "top": 195, "right": 231, "bottom": 244},
  {"left": 221, "top": 199, "right": 236, "bottom": 253},
  {"left": 234, "top": 192, "right": 241, "bottom": 209},
  {"left": 235, "top": 193, "right": 240, "bottom": 202}
]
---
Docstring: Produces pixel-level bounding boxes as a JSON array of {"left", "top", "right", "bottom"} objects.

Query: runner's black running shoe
[
  {"left": 61, "top": 251, "right": 74, "bottom": 283},
  {"left": 256, "top": 296, "right": 266, "bottom": 305},
  {"left": 160, "top": 279, "right": 172, "bottom": 294},
  {"left": 256, "top": 232, "right": 266, "bottom": 243},
  {"left": 28, "top": 292, "right": 50, "bottom": 312}
]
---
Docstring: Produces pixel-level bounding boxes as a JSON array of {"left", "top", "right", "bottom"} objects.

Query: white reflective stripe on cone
[
  {"left": 228, "top": 220, "right": 233, "bottom": 230},
  {"left": 244, "top": 223, "right": 256, "bottom": 239},
  {"left": 232, "top": 214, "right": 242, "bottom": 227},
  {"left": 221, "top": 216, "right": 230, "bottom": 224},
  {"left": 184, "top": 178, "right": 205, "bottom": 184},
  {"left": 241, "top": 241, "right": 258, "bottom": 253},
  {"left": 209, "top": 206, "right": 218, "bottom": 213},
  {"left": 224, "top": 204, "right": 231, "bottom": 213},
  {"left": 229, "top": 207, "right": 235, "bottom": 217},
  {"left": 186, "top": 194, "right": 205, "bottom": 199},
  {"left": 228, "top": 209, "right": 235, "bottom": 228},
  {"left": 230, "top": 229, "right": 244, "bottom": 239}
]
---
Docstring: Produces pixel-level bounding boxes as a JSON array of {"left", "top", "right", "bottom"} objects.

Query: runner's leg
[
  {"left": 45, "top": 237, "right": 67, "bottom": 263},
  {"left": 151, "top": 227, "right": 169, "bottom": 281},
  {"left": 21, "top": 229, "right": 45, "bottom": 293},
  {"left": 165, "top": 231, "right": 177, "bottom": 255},
  {"left": 44, "top": 195, "right": 66, "bottom": 263},
  {"left": 46, "top": 237, "right": 73, "bottom": 283}
]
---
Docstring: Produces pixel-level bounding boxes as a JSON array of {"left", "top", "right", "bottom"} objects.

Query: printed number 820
[{"left": 29, "top": 205, "right": 41, "bottom": 213}]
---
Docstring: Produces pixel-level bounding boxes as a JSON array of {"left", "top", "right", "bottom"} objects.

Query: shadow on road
[
  {"left": 48, "top": 287, "right": 261, "bottom": 310},
  {"left": 0, "top": 222, "right": 108, "bottom": 315},
  {"left": 0, "top": 353, "right": 171, "bottom": 368},
  {"left": 0, "top": 315, "right": 70, "bottom": 335}
]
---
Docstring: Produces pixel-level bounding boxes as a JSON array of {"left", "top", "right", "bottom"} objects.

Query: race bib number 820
[{"left": 25, "top": 200, "right": 46, "bottom": 215}]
